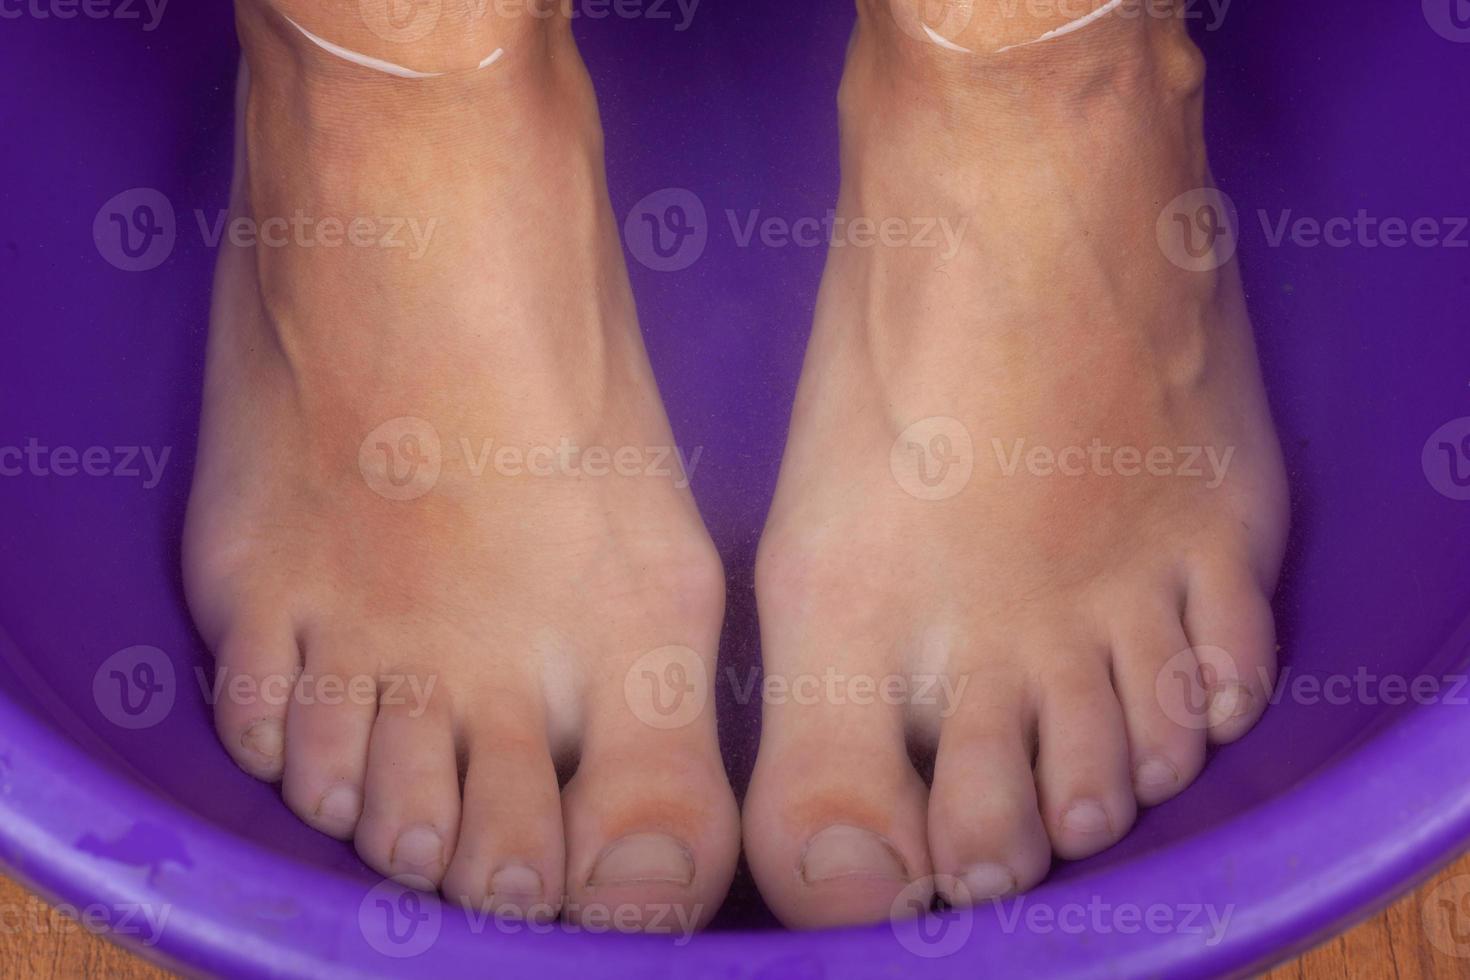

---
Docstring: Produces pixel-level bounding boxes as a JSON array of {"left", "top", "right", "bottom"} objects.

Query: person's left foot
[
  {"left": 186, "top": 0, "right": 738, "bottom": 931},
  {"left": 744, "top": 0, "right": 1289, "bottom": 928}
]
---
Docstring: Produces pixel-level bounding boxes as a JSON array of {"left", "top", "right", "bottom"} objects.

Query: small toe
[
  {"left": 442, "top": 704, "right": 564, "bottom": 922},
  {"left": 927, "top": 669, "right": 1051, "bottom": 903},
  {"left": 1109, "top": 602, "right": 1208, "bottom": 806},
  {"left": 1032, "top": 647, "right": 1137, "bottom": 861},
  {"left": 209, "top": 615, "right": 300, "bottom": 782},
  {"left": 280, "top": 637, "right": 377, "bottom": 839},
  {"left": 354, "top": 668, "right": 461, "bottom": 887},
  {"left": 1184, "top": 561, "right": 1278, "bottom": 744}
]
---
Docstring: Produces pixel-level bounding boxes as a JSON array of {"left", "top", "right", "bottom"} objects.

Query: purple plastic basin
[{"left": 3, "top": 1, "right": 1470, "bottom": 976}]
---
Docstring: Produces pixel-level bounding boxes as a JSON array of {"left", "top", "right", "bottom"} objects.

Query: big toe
[
  {"left": 744, "top": 698, "right": 931, "bottom": 929},
  {"left": 562, "top": 662, "right": 738, "bottom": 936}
]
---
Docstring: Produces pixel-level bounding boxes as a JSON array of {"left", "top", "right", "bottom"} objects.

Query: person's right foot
[
  {"left": 744, "top": 0, "right": 1288, "bottom": 928},
  {"left": 185, "top": 0, "right": 738, "bottom": 930}
]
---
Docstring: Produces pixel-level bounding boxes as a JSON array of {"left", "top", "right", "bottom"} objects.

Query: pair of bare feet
[{"left": 184, "top": 0, "right": 1288, "bottom": 934}]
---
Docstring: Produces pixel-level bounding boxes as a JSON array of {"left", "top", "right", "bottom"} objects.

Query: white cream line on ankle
[
  {"left": 282, "top": 15, "right": 504, "bottom": 79},
  {"left": 995, "top": 0, "right": 1125, "bottom": 53},
  {"left": 922, "top": 22, "right": 973, "bottom": 54}
]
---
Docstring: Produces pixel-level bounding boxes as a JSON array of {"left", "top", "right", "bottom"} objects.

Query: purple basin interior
[{"left": 2, "top": 1, "right": 1470, "bottom": 976}]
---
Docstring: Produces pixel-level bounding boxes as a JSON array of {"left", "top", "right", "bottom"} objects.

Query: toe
[
  {"left": 562, "top": 654, "right": 738, "bottom": 936},
  {"left": 209, "top": 615, "right": 300, "bottom": 782},
  {"left": 1184, "top": 560, "right": 1278, "bottom": 744},
  {"left": 354, "top": 668, "right": 460, "bottom": 887},
  {"left": 744, "top": 695, "right": 930, "bottom": 929},
  {"left": 927, "top": 668, "right": 1050, "bottom": 903},
  {"left": 1109, "top": 599, "right": 1207, "bottom": 806},
  {"left": 442, "top": 705, "right": 564, "bottom": 922},
  {"left": 1032, "top": 646, "right": 1137, "bottom": 861},
  {"left": 280, "top": 637, "right": 377, "bottom": 839}
]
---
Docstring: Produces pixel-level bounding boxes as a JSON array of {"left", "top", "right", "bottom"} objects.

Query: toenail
[
  {"left": 799, "top": 824, "right": 908, "bottom": 885},
  {"left": 955, "top": 863, "right": 1016, "bottom": 902},
  {"left": 1207, "top": 683, "right": 1252, "bottom": 728},
  {"left": 240, "top": 718, "right": 284, "bottom": 761},
  {"left": 1134, "top": 758, "right": 1179, "bottom": 792},
  {"left": 588, "top": 832, "right": 694, "bottom": 888},
  {"left": 490, "top": 863, "right": 544, "bottom": 917},
  {"left": 391, "top": 824, "right": 445, "bottom": 874},
  {"left": 1060, "top": 800, "right": 1111, "bottom": 836},
  {"left": 316, "top": 783, "right": 362, "bottom": 826}
]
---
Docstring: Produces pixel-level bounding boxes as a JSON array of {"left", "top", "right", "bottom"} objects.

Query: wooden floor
[{"left": 4, "top": 853, "right": 1470, "bottom": 978}]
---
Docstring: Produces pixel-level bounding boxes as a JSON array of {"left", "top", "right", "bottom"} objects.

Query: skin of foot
[
  {"left": 743, "top": 0, "right": 1289, "bottom": 928},
  {"left": 184, "top": 0, "right": 738, "bottom": 930}
]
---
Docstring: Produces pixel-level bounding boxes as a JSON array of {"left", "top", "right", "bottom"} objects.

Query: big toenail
[
  {"left": 241, "top": 718, "right": 284, "bottom": 761},
  {"left": 799, "top": 824, "right": 908, "bottom": 884},
  {"left": 490, "top": 864, "right": 544, "bottom": 917},
  {"left": 957, "top": 863, "right": 1016, "bottom": 902},
  {"left": 391, "top": 825, "right": 444, "bottom": 873},
  {"left": 1207, "top": 683, "right": 1252, "bottom": 728},
  {"left": 1135, "top": 758, "right": 1178, "bottom": 791},
  {"left": 1060, "top": 800, "right": 1111, "bottom": 836},
  {"left": 588, "top": 833, "right": 694, "bottom": 888},
  {"left": 316, "top": 783, "right": 361, "bottom": 826}
]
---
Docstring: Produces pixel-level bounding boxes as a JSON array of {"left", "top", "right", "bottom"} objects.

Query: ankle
[
  {"left": 237, "top": 0, "right": 572, "bottom": 83},
  {"left": 234, "top": 0, "right": 599, "bottom": 174},
  {"left": 850, "top": 0, "right": 1205, "bottom": 115}
]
